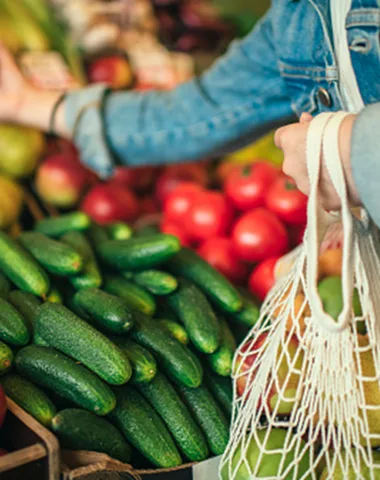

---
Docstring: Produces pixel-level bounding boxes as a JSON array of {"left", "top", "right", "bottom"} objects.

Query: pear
[
  {"left": 320, "top": 450, "right": 380, "bottom": 479},
  {"left": 0, "top": 176, "right": 23, "bottom": 229}
]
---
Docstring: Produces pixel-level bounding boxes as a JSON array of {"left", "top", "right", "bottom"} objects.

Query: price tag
[{"left": 19, "top": 51, "right": 80, "bottom": 91}]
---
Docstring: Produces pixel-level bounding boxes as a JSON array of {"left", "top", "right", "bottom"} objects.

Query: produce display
[{"left": 0, "top": 212, "right": 258, "bottom": 468}]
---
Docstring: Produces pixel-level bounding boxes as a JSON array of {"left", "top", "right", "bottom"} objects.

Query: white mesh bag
[{"left": 220, "top": 111, "right": 380, "bottom": 480}]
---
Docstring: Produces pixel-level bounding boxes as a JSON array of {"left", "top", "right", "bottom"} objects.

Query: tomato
[
  {"left": 224, "top": 161, "right": 279, "bottom": 211},
  {"left": 197, "top": 237, "right": 249, "bottom": 284},
  {"left": 0, "top": 385, "right": 6, "bottom": 428},
  {"left": 266, "top": 176, "right": 307, "bottom": 225},
  {"left": 186, "top": 191, "right": 234, "bottom": 242},
  {"left": 232, "top": 208, "right": 289, "bottom": 263},
  {"left": 160, "top": 219, "right": 192, "bottom": 247},
  {"left": 289, "top": 223, "right": 306, "bottom": 248},
  {"left": 110, "top": 166, "right": 156, "bottom": 192},
  {"left": 140, "top": 195, "right": 160, "bottom": 215},
  {"left": 163, "top": 182, "right": 203, "bottom": 223},
  {"left": 248, "top": 257, "right": 281, "bottom": 302}
]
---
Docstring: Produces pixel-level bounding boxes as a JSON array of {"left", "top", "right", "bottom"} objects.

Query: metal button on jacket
[{"left": 317, "top": 87, "right": 332, "bottom": 107}]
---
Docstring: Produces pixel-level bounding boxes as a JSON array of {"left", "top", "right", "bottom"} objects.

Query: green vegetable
[
  {"left": 35, "top": 212, "right": 91, "bottom": 238},
  {"left": 133, "top": 270, "right": 178, "bottom": 296},
  {"left": 0, "top": 298, "right": 30, "bottom": 346}
]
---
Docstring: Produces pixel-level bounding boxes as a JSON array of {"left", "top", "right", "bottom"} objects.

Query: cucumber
[
  {"left": 0, "top": 298, "right": 30, "bottom": 346},
  {"left": 33, "top": 331, "right": 50, "bottom": 347},
  {"left": 0, "top": 273, "right": 11, "bottom": 298},
  {"left": 2, "top": 373, "right": 56, "bottom": 427},
  {"left": 73, "top": 288, "right": 134, "bottom": 334},
  {"left": 131, "top": 313, "right": 202, "bottom": 388},
  {"left": 175, "top": 383, "right": 230, "bottom": 455},
  {"left": 103, "top": 275, "right": 156, "bottom": 316},
  {"left": 35, "top": 212, "right": 91, "bottom": 238},
  {"left": 0, "top": 341, "right": 13, "bottom": 375},
  {"left": 87, "top": 224, "right": 109, "bottom": 248},
  {"left": 8, "top": 290, "right": 41, "bottom": 328},
  {"left": 110, "top": 338, "right": 157, "bottom": 384},
  {"left": 133, "top": 270, "right": 178, "bottom": 296},
  {"left": 230, "top": 288, "right": 260, "bottom": 327},
  {"left": 134, "top": 224, "right": 159, "bottom": 237},
  {"left": 206, "top": 317, "right": 236, "bottom": 377},
  {"left": 15, "top": 346, "right": 116, "bottom": 415},
  {"left": 166, "top": 248, "right": 242, "bottom": 314},
  {"left": 46, "top": 283, "right": 64, "bottom": 304},
  {"left": 106, "top": 223, "right": 133, "bottom": 241},
  {"left": 203, "top": 370, "right": 232, "bottom": 418},
  {"left": 157, "top": 319, "right": 189, "bottom": 345},
  {"left": 137, "top": 372, "right": 209, "bottom": 462},
  {"left": 166, "top": 279, "right": 221, "bottom": 354},
  {"left": 0, "top": 231, "right": 50, "bottom": 298},
  {"left": 98, "top": 234, "right": 180, "bottom": 271},
  {"left": 62, "top": 232, "right": 102, "bottom": 290},
  {"left": 109, "top": 385, "right": 182, "bottom": 468},
  {"left": 18, "top": 232, "right": 83, "bottom": 276},
  {"left": 35, "top": 303, "right": 132, "bottom": 385},
  {"left": 52, "top": 409, "right": 131, "bottom": 462},
  {"left": 121, "top": 271, "right": 134, "bottom": 281}
]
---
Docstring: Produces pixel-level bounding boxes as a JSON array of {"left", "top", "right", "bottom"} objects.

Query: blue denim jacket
[{"left": 66, "top": 0, "right": 380, "bottom": 224}]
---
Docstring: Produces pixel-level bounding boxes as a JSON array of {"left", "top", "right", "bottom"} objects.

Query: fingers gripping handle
[{"left": 305, "top": 112, "right": 355, "bottom": 333}]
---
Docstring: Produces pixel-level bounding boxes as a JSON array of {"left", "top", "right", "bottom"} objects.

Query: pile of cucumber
[{"left": 0, "top": 212, "right": 259, "bottom": 468}]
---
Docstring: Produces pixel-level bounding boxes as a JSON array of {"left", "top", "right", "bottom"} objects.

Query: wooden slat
[{"left": 0, "top": 444, "right": 46, "bottom": 473}]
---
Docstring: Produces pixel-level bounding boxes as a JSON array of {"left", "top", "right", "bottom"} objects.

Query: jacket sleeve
[
  {"left": 65, "top": 9, "right": 293, "bottom": 178},
  {"left": 351, "top": 103, "right": 380, "bottom": 227}
]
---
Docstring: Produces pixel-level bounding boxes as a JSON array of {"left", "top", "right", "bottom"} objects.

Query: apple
[
  {"left": 88, "top": 55, "right": 134, "bottom": 90},
  {"left": 81, "top": 183, "right": 139, "bottom": 225},
  {"left": 235, "top": 332, "right": 303, "bottom": 416},
  {"left": 36, "top": 153, "right": 94, "bottom": 208}
]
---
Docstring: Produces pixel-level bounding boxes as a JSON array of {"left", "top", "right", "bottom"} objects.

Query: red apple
[
  {"left": 81, "top": 183, "right": 139, "bottom": 225},
  {"left": 235, "top": 333, "right": 303, "bottom": 416},
  {"left": 36, "top": 153, "right": 93, "bottom": 208},
  {"left": 88, "top": 55, "right": 133, "bottom": 90},
  {"left": 0, "top": 385, "right": 6, "bottom": 428}
]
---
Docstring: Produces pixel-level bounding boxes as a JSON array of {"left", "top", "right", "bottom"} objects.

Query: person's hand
[
  {"left": 0, "top": 44, "right": 35, "bottom": 123},
  {"left": 274, "top": 112, "right": 361, "bottom": 211}
]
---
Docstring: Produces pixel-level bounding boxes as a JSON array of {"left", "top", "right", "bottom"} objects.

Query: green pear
[
  {"left": 221, "top": 429, "right": 311, "bottom": 480},
  {"left": 318, "top": 276, "right": 362, "bottom": 323},
  {"left": 320, "top": 450, "right": 380, "bottom": 479}
]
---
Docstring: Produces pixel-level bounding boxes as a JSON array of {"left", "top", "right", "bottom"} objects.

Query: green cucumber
[
  {"left": 62, "top": 232, "right": 102, "bottom": 290},
  {"left": 46, "top": 283, "right": 64, "bottom": 304},
  {"left": 137, "top": 372, "right": 209, "bottom": 462},
  {"left": 33, "top": 331, "right": 50, "bottom": 347},
  {"left": 52, "top": 409, "right": 131, "bottom": 462},
  {"left": 0, "top": 273, "right": 11, "bottom": 298},
  {"left": 98, "top": 234, "right": 180, "bottom": 271},
  {"left": 8, "top": 290, "right": 41, "bottom": 328},
  {"left": 0, "top": 341, "right": 13, "bottom": 375},
  {"left": 35, "top": 212, "right": 91, "bottom": 238},
  {"left": 131, "top": 313, "right": 202, "bottom": 388},
  {"left": 2, "top": 373, "right": 56, "bottom": 427},
  {"left": 18, "top": 232, "right": 83, "bottom": 276},
  {"left": 109, "top": 385, "right": 182, "bottom": 468},
  {"left": 35, "top": 303, "right": 132, "bottom": 385},
  {"left": 230, "top": 288, "right": 260, "bottom": 327},
  {"left": 166, "top": 248, "right": 242, "bottom": 313},
  {"left": 203, "top": 370, "right": 233, "bottom": 418},
  {"left": 133, "top": 270, "right": 178, "bottom": 296},
  {"left": 103, "top": 275, "right": 156, "bottom": 316},
  {"left": 175, "top": 383, "right": 230, "bottom": 455},
  {"left": 0, "top": 298, "right": 30, "bottom": 346},
  {"left": 0, "top": 231, "right": 50, "bottom": 298},
  {"left": 206, "top": 317, "right": 236, "bottom": 377},
  {"left": 166, "top": 279, "right": 221, "bottom": 354},
  {"left": 87, "top": 224, "right": 109, "bottom": 248},
  {"left": 106, "top": 223, "right": 133, "bottom": 241},
  {"left": 110, "top": 338, "right": 157, "bottom": 384},
  {"left": 157, "top": 320, "right": 189, "bottom": 345},
  {"left": 73, "top": 288, "right": 134, "bottom": 334},
  {"left": 15, "top": 346, "right": 116, "bottom": 415},
  {"left": 134, "top": 224, "right": 159, "bottom": 237}
]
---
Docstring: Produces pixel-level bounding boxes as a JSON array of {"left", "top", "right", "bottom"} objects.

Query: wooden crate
[{"left": 0, "top": 398, "right": 60, "bottom": 480}]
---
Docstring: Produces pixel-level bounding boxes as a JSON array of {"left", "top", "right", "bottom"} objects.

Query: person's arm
[{"left": 1, "top": 9, "right": 293, "bottom": 177}]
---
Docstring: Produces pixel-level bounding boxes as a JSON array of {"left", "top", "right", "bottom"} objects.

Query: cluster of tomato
[{"left": 160, "top": 161, "right": 307, "bottom": 301}]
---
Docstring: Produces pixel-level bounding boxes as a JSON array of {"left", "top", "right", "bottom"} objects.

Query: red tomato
[
  {"left": 163, "top": 162, "right": 208, "bottom": 186},
  {"left": 232, "top": 208, "right": 289, "bottom": 263},
  {"left": 198, "top": 237, "right": 249, "bottom": 284},
  {"left": 248, "top": 257, "right": 281, "bottom": 301},
  {"left": 160, "top": 219, "right": 192, "bottom": 247},
  {"left": 0, "top": 385, "right": 6, "bottom": 428},
  {"left": 140, "top": 196, "right": 159, "bottom": 215},
  {"left": 289, "top": 223, "right": 306, "bottom": 248},
  {"left": 266, "top": 176, "right": 307, "bottom": 225},
  {"left": 164, "top": 182, "right": 203, "bottom": 223},
  {"left": 224, "top": 161, "right": 279, "bottom": 211},
  {"left": 186, "top": 191, "right": 234, "bottom": 242},
  {"left": 110, "top": 166, "right": 156, "bottom": 192}
]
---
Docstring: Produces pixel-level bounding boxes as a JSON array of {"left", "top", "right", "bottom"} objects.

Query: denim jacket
[{"left": 66, "top": 0, "right": 380, "bottom": 225}]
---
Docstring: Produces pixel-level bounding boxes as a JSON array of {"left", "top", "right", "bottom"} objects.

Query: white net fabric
[{"left": 220, "top": 113, "right": 380, "bottom": 479}]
